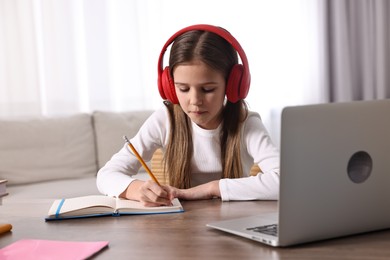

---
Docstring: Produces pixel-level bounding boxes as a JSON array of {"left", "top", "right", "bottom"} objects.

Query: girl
[{"left": 97, "top": 24, "right": 280, "bottom": 206}]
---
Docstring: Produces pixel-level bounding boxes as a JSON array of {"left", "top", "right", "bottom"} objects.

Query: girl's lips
[{"left": 192, "top": 111, "right": 206, "bottom": 115}]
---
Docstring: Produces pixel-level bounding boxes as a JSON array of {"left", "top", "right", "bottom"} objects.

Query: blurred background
[{"left": 1, "top": 0, "right": 389, "bottom": 146}]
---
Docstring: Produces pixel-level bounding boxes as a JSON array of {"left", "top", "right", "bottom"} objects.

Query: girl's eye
[
  {"left": 178, "top": 88, "right": 189, "bottom": 93},
  {"left": 203, "top": 88, "right": 215, "bottom": 93},
  {"left": 176, "top": 86, "right": 215, "bottom": 93}
]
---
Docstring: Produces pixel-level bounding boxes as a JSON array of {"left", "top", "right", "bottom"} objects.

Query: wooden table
[{"left": 1, "top": 199, "right": 390, "bottom": 259}]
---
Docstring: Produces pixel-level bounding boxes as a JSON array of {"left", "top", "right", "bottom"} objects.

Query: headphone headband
[{"left": 157, "top": 24, "right": 251, "bottom": 103}]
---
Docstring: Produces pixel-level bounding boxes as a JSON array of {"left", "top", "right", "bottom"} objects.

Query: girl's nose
[{"left": 190, "top": 90, "right": 203, "bottom": 105}]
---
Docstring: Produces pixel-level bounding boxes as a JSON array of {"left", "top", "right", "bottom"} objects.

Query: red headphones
[{"left": 157, "top": 24, "right": 251, "bottom": 104}]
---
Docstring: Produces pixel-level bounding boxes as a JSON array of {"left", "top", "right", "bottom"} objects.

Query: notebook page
[
  {"left": 48, "top": 195, "right": 116, "bottom": 216},
  {"left": 115, "top": 198, "right": 183, "bottom": 213}
]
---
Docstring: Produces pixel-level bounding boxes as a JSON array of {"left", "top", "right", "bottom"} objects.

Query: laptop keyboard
[{"left": 247, "top": 224, "right": 278, "bottom": 237}]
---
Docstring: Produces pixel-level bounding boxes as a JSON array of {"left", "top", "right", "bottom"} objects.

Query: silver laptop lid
[{"left": 278, "top": 99, "right": 390, "bottom": 246}]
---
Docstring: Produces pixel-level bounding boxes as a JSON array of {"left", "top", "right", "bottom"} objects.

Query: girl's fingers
[{"left": 139, "top": 181, "right": 172, "bottom": 206}]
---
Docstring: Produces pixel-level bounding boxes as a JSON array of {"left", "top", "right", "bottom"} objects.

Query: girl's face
[{"left": 173, "top": 61, "right": 226, "bottom": 130}]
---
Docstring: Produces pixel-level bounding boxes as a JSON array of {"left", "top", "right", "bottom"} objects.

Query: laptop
[{"left": 207, "top": 99, "right": 390, "bottom": 247}]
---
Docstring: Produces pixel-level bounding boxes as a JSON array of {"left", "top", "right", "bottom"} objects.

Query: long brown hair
[{"left": 163, "top": 30, "right": 248, "bottom": 188}]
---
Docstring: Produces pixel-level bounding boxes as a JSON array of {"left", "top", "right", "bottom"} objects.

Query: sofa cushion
[
  {"left": 6, "top": 177, "right": 99, "bottom": 201},
  {"left": 0, "top": 114, "right": 97, "bottom": 185},
  {"left": 92, "top": 110, "right": 153, "bottom": 170},
  {"left": 6, "top": 172, "right": 150, "bottom": 202}
]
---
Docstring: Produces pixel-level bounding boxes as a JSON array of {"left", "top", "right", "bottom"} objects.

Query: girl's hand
[
  {"left": 167, "top": 180, "right": 221, "bottom": 200},
  {"left": 121, "top": 180, "right": 173, "bottom": 207}
]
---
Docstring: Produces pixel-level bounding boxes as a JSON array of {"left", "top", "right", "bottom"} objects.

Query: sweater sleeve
[
  {"left": 219, "top": 112, "right": 280, "bottom": 201},
  {"left": 96, "top": 107, "right": 170, "bottom": 197},
  {"left": 219, "top": 171, "right": 279, "bottom": 201}
]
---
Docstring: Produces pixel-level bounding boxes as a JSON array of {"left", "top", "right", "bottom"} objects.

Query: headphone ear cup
[
  {"left": 239, "top": 70, "right": 251, "bottom": 100},
  {"left": 226, "top": 64, "right": 251, "bottom": 103},
  {"left": 226, "top": 64, "right": 244, "bottom": 103},
  {"left": 161, "top": 67, "right": 179, "bottom": 104}
]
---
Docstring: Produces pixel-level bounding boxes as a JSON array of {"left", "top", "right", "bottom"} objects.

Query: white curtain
[
  {"left": 325, "top": 0, "right": 390, "bottom": 102},
  {"left": 0, "top": 0, "right": 325, "bottom": 146}
]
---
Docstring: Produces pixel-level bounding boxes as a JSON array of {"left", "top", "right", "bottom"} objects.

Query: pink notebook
[{"left": 0, "top": 239, "right": 109, "bottom": 259}]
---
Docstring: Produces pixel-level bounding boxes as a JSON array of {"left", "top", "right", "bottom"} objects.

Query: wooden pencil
[{"left": 123, "top": 136, "right": 161, "bottom": 186}]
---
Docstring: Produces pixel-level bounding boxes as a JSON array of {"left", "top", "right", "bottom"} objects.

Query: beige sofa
[{"left": 0, "top": 110, "right": 154, "bottom": 202}]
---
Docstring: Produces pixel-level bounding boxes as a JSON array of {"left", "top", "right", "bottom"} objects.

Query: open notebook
[
  {"left": 46, "top": 195, "right": 184, "bottom": 220},
  {"left": 207, "top": 99, "right": 390, "bottom": 247}
]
